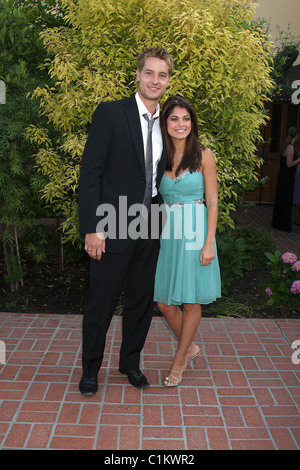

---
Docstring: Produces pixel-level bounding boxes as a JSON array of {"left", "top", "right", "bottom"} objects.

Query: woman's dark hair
[
  {"left": 282, "top": 126, "right": 300, "bottom": 154},
  {"left": 160, "top": 95, "right": 204, "bottom": 176}
]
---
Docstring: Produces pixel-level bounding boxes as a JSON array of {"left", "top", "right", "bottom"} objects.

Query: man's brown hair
[{"left": 137, "top": 47, "right": 174, "bottom": 75}]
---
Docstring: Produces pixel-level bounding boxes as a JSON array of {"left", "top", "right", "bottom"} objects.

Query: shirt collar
[{"left": 135, "top": 92, "right": 160, "bottom": 119}]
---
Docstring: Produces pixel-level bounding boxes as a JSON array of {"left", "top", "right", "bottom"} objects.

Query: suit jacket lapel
[{"left": 124, "top": 95, "right": 145, "bottom": 172}]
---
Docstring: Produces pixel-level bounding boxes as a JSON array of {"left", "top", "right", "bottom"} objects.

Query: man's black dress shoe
[
  {"left": 79, "top": 376, "right": 98, "bottom": 396},
  {"left": 119, "top": 368, "right": 150, "bottom": 389}
]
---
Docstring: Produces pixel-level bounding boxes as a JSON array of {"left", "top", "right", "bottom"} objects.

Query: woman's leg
[
  {"left": 157, "top": 302, "right": 200, "bottom": 360},
  {"left": 173, "top": 303, "right": 202, "bottom": 367},
  {"left": 157, "top": 302, "right": 202, "bottom": 385},
  {"left": 157, "top": 302, "right": 182, "bottom": 337}
]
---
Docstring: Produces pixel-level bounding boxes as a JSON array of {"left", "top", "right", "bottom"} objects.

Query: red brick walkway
[{"left": 0, "top": 313, "right": 299, "bottom": 450}]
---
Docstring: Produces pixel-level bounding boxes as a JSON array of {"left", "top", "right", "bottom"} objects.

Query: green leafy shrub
[
  {"left": 233, "top": 224, "right": 276, "bottom": 268},
  {"left": 216, "top": 224, "right": 276, "bottom": 293},
  {"left": 217, "top": 232, "right": 250, "bottom": 294},
  {"left": 0, "top": 0, "right": 65, "bottom": 289},
  {"left": 26, "top": 0, "right": 274, "bottom": 244}
]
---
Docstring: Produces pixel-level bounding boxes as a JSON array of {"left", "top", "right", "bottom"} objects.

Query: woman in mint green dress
[{"left": 154, "top": 96, "right": 221, "bottom": 387}]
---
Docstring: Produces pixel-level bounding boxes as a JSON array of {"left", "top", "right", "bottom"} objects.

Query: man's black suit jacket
[{"left": 78, "top": 94, "right": 167, "bottom": 253}]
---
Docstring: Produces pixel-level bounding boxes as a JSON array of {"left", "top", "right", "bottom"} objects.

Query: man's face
[{"left": 137, "top": 57, "right": 171, "bottom": 103}]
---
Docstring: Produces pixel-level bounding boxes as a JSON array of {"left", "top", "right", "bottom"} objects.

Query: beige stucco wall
[{"left": 253, "top": 0, "right": 300, "bottom": 65}]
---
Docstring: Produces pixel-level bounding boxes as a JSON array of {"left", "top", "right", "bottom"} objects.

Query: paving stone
[{"left": 0, "top": 313, "right": 299, "bottom": 450}]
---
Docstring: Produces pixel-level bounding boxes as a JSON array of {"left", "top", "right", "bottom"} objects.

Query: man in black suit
[{"left": 78, "top": 47, "right": 173, "bottom": 395}]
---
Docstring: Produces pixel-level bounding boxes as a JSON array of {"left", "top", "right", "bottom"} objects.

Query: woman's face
[{"left": 166, "top": 106, "right": 192, "bottom": 143}]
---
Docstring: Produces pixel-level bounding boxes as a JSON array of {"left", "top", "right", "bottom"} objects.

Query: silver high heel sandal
[
  {"left": 164, "top": 360, "right": 188, "bottom": 387},
  {"left": 188, "top": 347, "right": 201, "bottom": 369},
  {"left": 164, "top": 371, "right": 183, "bottom": 387}
]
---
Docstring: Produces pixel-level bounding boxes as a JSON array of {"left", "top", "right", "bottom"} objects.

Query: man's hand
[{"left": 85, "top": 233, "right": 106, "bottom": 260}]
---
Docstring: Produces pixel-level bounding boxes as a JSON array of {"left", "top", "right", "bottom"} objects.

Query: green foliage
[
  {"left": 0, "top": 0, "right": 65, "bottom": 84},
  {"left": 216, "top": 224, "right": 276, "bottom": 294},
  {"left": 271, "top": 25, "right": 300, "bottom": 100},
  {"left": 0, "top": 79, "right": 43, "bottom": 235},
  {"left": 255, "top": 20, "right": 300, "bottom": 100},
  {"left": 216, "top": 232, "right": 250, "bottom": 294},
  {"left": 233, "top": 224, "right": 276, "bottom": 266},
  {"left": 27, "top": 0, "right": 274, "bottom": 243},
  {"left": 206, "top": 297, "right": 254, "bottom": 318},
  {"left": 264, "top": 251, "right": 300, "bottom": 312},
  {"left": 0, "top": 0, "right": 65, "bottom": 288},
  {"left": 0, "top": 0, "right": 66, "bottom": 230}
]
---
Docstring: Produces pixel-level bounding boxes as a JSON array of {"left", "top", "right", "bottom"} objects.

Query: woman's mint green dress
[{"left": 154, "top": 170, "right": 221, "bottom": 306}]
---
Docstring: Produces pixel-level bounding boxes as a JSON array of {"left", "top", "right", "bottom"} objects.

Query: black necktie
[{"left": 142, "top": 114, "right": 157, "bottom": 217}]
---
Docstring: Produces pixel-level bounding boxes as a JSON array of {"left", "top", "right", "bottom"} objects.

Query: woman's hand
[{"left": 200, "top": 242, "right": 215, "bottom": 266}]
